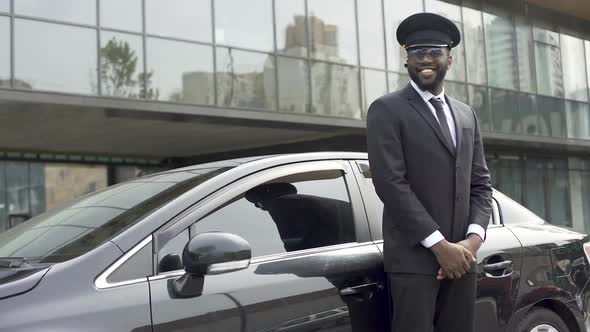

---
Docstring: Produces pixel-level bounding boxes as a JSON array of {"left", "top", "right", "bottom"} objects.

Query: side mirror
[
  {"left": 183, "top": 232, "right": 252, "bottom": 276},
  {"left": 170, "top": 232, "right": 251, "bottom": 298}
]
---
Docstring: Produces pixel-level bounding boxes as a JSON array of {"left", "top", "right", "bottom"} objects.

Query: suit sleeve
[
  {"left": 366, "top": 99, "right": 440, "bottom": 245},
  {"left": 468, "top": 108, "right": 493, "bottom": 237}
]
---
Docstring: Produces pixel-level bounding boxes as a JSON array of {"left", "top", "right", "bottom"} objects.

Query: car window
[
  {"left": 0, "top": 167, "right": 233, "bottom": 264},
  {"left": 107, "top": 240, "right": 152, "bottom": 284},
  {"left": 157, "top": 169, "right": 356, "bottom": 273},
  {"left": 356, "top": 161, "right": 498, "bottom": 235},
  {"left": 355, "top": 162, "right": 384, "bottom": 240},
  {"left": 494, "top": 190, "right": 545, "bottom": 225}
]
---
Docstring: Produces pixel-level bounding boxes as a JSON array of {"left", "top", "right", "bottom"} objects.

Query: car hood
[{"left": 0, "top": 267, "right": 50, "bottom": 300}]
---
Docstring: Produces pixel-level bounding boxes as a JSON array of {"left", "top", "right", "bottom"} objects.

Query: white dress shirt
[{"left": 409, "top": 80, "right": 486, "bottom": 248}]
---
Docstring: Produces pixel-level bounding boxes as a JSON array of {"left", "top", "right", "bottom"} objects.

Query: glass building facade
[{"left": 0, "top": 0, "right": 590, "bottom": 234}]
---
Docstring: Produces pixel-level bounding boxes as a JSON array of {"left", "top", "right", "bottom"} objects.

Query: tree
[{"left": 99, "top": 37, "right": 158, "bottom": 99}]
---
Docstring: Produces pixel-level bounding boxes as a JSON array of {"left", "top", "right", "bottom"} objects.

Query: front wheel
[{"left": 514, "top": 308, "right": 570, "bottom": 332}]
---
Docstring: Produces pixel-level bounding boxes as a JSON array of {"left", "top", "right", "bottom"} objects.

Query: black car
[{"left": 0, "top": 152, "right": 588, "bottom": 332}]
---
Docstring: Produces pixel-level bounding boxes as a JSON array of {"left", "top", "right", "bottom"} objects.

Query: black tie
[{"left": 429, "top": 97, "right": 455, "bottom": 153}]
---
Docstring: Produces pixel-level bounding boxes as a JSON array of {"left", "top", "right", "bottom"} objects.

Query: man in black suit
[{"left": 366, "top": 13, "right": 493, "bottom": 332}]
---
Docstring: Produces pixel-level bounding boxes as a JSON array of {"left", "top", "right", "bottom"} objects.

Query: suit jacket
[{"left": 366, "top": 84, "right": 493, "bottom": 275}]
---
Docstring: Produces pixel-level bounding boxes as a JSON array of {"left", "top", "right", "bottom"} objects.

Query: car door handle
[
  {"left": 483, "top": 260, "right": 513, "bottom": 272},
  {"left": 339, "top": 282, "right": 383, "bottom": 296}
]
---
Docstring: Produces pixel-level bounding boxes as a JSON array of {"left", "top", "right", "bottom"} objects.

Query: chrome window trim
[
  {"left": 94, "top": 235, "right": 152, "bottom": 289},
  {"left": 149, "top": 241, "right": 375, "bottom": 281},
  {"left": 154, "top": 160, "right": 350, "bottom": 266}
]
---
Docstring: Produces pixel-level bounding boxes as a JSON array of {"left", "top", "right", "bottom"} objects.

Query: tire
[{"left": 514, "top": 308, "right": 570, "bottom": 332}]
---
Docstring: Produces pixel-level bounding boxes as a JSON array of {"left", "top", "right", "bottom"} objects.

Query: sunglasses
[{"left": 406, "top": 47, "right": 447, "bottom": 61}]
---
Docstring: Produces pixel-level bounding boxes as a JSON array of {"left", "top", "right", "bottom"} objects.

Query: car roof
[{"left": 160, "top": 152, "right": 369, "bottom": 174}]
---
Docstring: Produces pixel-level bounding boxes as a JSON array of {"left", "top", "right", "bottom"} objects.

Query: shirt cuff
[
  {"left": 466, "top": 224, "right": 486, "bottom": 242},
  {"left": 420, "top": 230, "right": 445, "bottom": 248}
]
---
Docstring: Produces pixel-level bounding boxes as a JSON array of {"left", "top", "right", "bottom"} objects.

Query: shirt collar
[{"left": 410, "top": 80, "right": 446, "bottom": 105}]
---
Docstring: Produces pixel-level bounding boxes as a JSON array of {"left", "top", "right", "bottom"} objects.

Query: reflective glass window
[
  {"left": 579, "top": 167, "right": 590, "bottom": 231},
  {"left": 490, "top": 89, "right": 520, "bottom": 135},
  {"left": 534, "top": 27, "right": 559, "bottom": 45},
  {"left": 384, "top": 0, "right": 422, "bottom": 73},
  {"left": 311, "top": 62, "right": 360, "bottom": 119},
  {"left": 425, "top": 0, "right": 461, "bottom": 20},
  {"left": 561, "top": 34, "right": 588, "bottom": 102},
  {"left": 275, "top": 0, "right": 307, "bottom": 57},
  {"left": 147, "top": 37, "right": 214, "bottom": 104},
  {"left": 445, "top": 81, "right": 468, "bottom": 104},
  {"left": 537, "top": 96, "right": 566, "bottom": 138},
  {"left": 468, "top": 85, "right": 491, "bottom": 132},
  {"left": 0, "top": 162, "right": 5, "bottom": 232},
  {"left": 113, "top": 165, "right": 165, "bottom": 183},
  {"left": 0, "top": 17, "right": 9, "bottom": 87},
  {"left": 146, "top": 0, "right": 211, "bottom": 42},
  {"left": 0, "top": 1, "right": 8, "bottom": 13},
  {"left": 524, "top": 158, "right": 547, "bottom": 219},
  {"left": 5, "top": 162, "right": 29, "bottom": 228},
  {"left": 587, "top": 41, "right": 590, "bottom": 99},
  {"left": 277, "top": 56, "right": 309, "bottom": 113},
  {"left": 16, "top": 0, "right": 95, "bottom": 25},
  {"left": 357, "top": 0, "right": 386, "bottom": 69},
  {"left": 193, "top": 169, "right": 355, "bottom": 257},
  {"left": 546, "top": 160, "right": 571, "bottom": 227},
  {"left": 15, "top": 19, "right": 97, "bottom": 94},
  {"left": 361, "top": 69, "right": 387, "bottom": 113},
  {"left": 0, "top": 168, "right": 229, "bottom": 262},
  {"left": 566, "top": 101, "right": 590, "bottom": 140},
  {"left": 534, "top": 27, "right": 563, "bottom": 97},
  {"left": 495, "top": 156, "right": 523, "bottom": 203},
  {"left": 100, "top": 31, "right": 144, "bottom": 98},
  {"left": 44, "top": 163, "right": 107, "bottom": 211},
  {"left": 158, "top": 229, "right": 189, "bottom": 272},
  {"left": 487, "top": 156, "right": 499, "bottom": 189},
  {"left": 29, "top": 163, "right": 45, "bottom": 217},
  {"left": 425, "top": 0, "right": 465, "bottom": 82},
  {"left": 108, "top": 241, "right": 152, "bottom": 282},
  {"left": 483, "top": 13, "right": 517, "bottom": 90},
  {"left": 101, "top": 0, "right": 142, "bottom": 32},
  {"left": 463, "top": 7, "right": 486, "bottom": 85},
  {"left": 388, "top": 72, "right": 410, "bottom": 93},
  {"left": 215, "top": 0, "right": 273, "bottom": 51},
  {"left": 518, "top": 94, "right": 539, "bottom": 136},
  {"left": 515, "top": 19, "right": 536, "bottom": 93},
  {"left": 495, "top": 189, "right": 546, "bottom": 224},
  {"left": 307, "top": 0, "right": 357, "bottom": 65},
  {"left": 216, "top": 48, "right": 276, "bottom": 110}
]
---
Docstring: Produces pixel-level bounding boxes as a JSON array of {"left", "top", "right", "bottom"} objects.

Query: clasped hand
[{"left": 431, "top": 235, "right": 482, "bottom": 280}]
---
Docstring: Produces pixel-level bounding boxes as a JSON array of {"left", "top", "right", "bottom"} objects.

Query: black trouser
[{"left": 388, "top": 273, "right": 477, "bottom": 332}]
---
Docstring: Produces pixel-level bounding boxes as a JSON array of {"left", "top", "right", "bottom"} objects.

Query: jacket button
[{"left": 456, "top": 194, "right": 462, "bottom": 201}]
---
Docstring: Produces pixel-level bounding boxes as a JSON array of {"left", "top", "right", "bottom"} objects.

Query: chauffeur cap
[{"left": 396, "top": 12, "right": 461, "bottom": 49}]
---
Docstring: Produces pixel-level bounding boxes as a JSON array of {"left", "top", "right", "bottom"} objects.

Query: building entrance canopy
[{"left": 0, "top": 90, "right": 362, "bottom": 160}]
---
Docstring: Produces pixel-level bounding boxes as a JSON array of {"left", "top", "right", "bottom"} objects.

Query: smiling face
[{"left": 406, "top": 47, "right": 452, "bottom": 95}]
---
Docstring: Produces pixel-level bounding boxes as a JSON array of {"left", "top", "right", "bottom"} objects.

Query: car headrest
[{"left": 245, "top": 182, "right": 297, "bottom": 204}]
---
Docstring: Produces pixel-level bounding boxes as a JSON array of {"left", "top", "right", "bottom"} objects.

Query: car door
[
  {"left": 148, "top": 160, "right": 389, "bottom": 332},
  {"left": 474, "top": 198, "right": 522, "bottom": 332},
  {"left": 352, "top": 160, "right": 522, "bottom": 331}
]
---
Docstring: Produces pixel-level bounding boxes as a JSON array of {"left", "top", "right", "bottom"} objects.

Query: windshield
[{"left": 0, "top": 167, "right": 232, "bottom": 264}]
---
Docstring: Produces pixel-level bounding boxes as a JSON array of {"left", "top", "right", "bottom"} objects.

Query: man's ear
[{"left": 447, "top": 55, "right": 452, "bottom": 67}]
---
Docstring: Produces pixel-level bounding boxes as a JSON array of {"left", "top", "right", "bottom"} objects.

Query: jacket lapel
[
  {"left": 404, "top": 85, "right": 455, "bottom": 157},
  {"left": 445, "top": 95, "right": 463, "bottom": 158}
]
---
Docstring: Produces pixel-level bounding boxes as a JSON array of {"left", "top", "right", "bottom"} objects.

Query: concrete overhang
[
  {"left": 0, "top": 90, "right": 365, "bottom": 160},
  {"left": 527, "top": 0, "right": 590, "bottom": 22}
]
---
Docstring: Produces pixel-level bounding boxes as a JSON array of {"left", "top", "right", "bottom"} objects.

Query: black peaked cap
[{"left": 396, "top": 12, "right": 461, "bottom": 49}]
